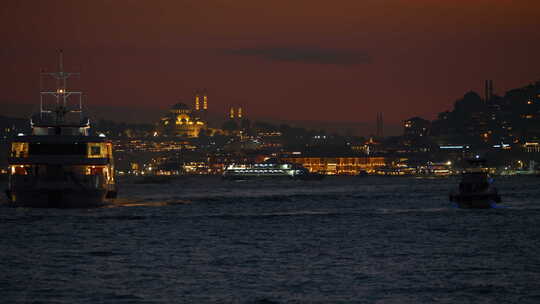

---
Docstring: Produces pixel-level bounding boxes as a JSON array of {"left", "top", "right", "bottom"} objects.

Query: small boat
[
  {"left": 4, "top": 51, "right": 117, "bottom": 208},
  {"left": 449, "top": 158, "right": 501, "bottom": 208}
]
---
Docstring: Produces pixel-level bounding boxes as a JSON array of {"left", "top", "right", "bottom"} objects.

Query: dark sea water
[{"left": 1, "top": 176, "right": 540, "bottom": 303}]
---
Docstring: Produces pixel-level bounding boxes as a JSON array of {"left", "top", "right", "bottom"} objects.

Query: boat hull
[
  {"left": 223, "top": 174, "right": 294, "bottom": 180},
  {"left": 297, "top": 173, "right": 325, "bottom": 181},
  {"left": 222, "top": 173, "right": 324, "bottom": 181},
  {"left": 5, "top": 188, "right": 109, "bottom": 208},
  {"left": 449, "top": 193, "right": 501, "bottom": 209}
]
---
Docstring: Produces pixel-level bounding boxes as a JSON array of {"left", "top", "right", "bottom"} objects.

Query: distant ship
[
  {"left": 4, "top": 51, "right": 117, "bottom": 207},
  {"left": 449, "top": 158, "right": 501, "bottom": 208},
  {"left": 223, "top": 160, "right": 324, "bottom": 180}
]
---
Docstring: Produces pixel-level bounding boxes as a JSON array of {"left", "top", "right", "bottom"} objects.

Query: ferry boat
[
  {"left": 4, "top": 51, "right": 117, "bottom": 208},
  {"left": 449, "top": 158, "right": 501, "bottom": 208},
  {"left": 223, "top": 161, "right": 324, "bottom": 180}
]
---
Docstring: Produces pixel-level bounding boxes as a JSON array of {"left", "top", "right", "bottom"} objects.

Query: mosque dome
[{"left": 172, "top": 102, "right": 190, "bottom": 110}]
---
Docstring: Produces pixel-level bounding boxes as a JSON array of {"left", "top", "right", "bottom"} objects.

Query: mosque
[{"left": 159, "top": 93, "right": 208, "bottom": 138}]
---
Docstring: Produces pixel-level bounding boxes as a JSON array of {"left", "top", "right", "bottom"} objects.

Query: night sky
[{"left": 2, "top": 0, "right": 539, "bottom": 125}]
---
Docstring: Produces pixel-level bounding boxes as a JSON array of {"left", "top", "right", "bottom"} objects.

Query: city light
[{"left": 440, "top": 145, "right": 464, "bottom": 149}]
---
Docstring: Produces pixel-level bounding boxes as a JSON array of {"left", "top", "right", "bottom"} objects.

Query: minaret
[
  {"left": 376, "top": 112, "right": 383, "bottom": 138},
  {"left": 484, "top": 80, "right": 489, "bottom": 102},
  {"left": 489, "top": 80, "right": 494, "bottom": 101},
  {"left": 229, "top": 106, "right": 235, "bottom": 119},
  {"left": 195, "top": 94, "right": 200, "bottom": 111},
  {"left": 484, "top": 80, "right": 494, "bottom": 102},
  {"left": 238, "top": 107, "right": 242, "bottom": 119},
  {"left": 203, "top": 94, "right": 208, "bottom": 110}
]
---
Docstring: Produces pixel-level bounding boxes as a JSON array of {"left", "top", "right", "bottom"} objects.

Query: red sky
[{"left": 2, "top": 0, "right": 539, "bottom": 126}]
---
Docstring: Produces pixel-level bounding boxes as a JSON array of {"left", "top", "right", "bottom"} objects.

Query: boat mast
[{"left": 40, "top": 50, "right": 83, "bottom": 124}]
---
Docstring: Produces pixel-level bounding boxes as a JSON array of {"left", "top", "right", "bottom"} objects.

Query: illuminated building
[
  {"left": 524, "top": 141, "right": 540, "bottom": 153},
  {"left": 282, "top": 155, "right": 386, "bottom": 175},
  {"left": 159, "top": 100, "right": 206, "bottom": 138},
  {"left": 404, "top": 117, "right": 430, "bottom": 137}
]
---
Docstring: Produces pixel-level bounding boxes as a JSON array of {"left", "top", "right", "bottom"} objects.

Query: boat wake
[
  {"left": 377, "top": 207, "right": 452, "bottom": 214},
  {"left": 104, "top": 198, "right": 192, "bottom": 208}
]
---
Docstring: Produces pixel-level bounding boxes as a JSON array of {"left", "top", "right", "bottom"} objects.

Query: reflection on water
[
  {"left": 2, "top": 176, "right": 540, "bottom": 303},
  {"left": 106, "top": 198, "right": 192, "bottom": 208}
]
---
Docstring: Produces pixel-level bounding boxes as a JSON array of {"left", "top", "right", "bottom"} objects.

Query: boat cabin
[
  {"left": 8, "top": 136, "right": 114, "bottom": 183},
  {"left": 459, "top": 172, "right": 490, "bottom": 193}
]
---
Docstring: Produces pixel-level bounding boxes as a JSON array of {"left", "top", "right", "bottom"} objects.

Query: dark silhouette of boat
[{"left": 449, "top": 158, "right": 501, "bottom": 208}]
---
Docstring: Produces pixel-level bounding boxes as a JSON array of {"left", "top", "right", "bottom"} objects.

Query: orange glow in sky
[{"left": 1, "top": 0, "right": 539, "bottom": 129}]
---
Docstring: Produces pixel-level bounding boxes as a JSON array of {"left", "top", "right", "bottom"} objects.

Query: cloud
[{"left": 224, "top": 47, "right": 372, "bottom": 66}]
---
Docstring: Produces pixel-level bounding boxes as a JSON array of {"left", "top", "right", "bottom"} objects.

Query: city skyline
[{"left": 2, "top": 0, "right": 540, "bottom": 125}]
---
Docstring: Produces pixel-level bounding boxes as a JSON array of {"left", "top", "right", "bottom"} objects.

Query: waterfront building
[
  {"left": 524, "top": 141, "right": 540, "bottom": 153},
  {"left": 282, "top": 155, "right": 386, "bottom": 175}
]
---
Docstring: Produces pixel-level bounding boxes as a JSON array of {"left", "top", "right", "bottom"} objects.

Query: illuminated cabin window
[
  {"left": 11, "top": 142, "right": 29, "bottom": 157},
  {"left": 85, "top": 166, "right": 105, "bottom": 175},
  {"left": 12, "top": 165, "right": 30, "bottom": 175},
  {"left": 87, "top": 143, "right": 109, "bottom": 158},
  {"left": 106, "top": 143, "right": 113, "bottom": 158}
]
